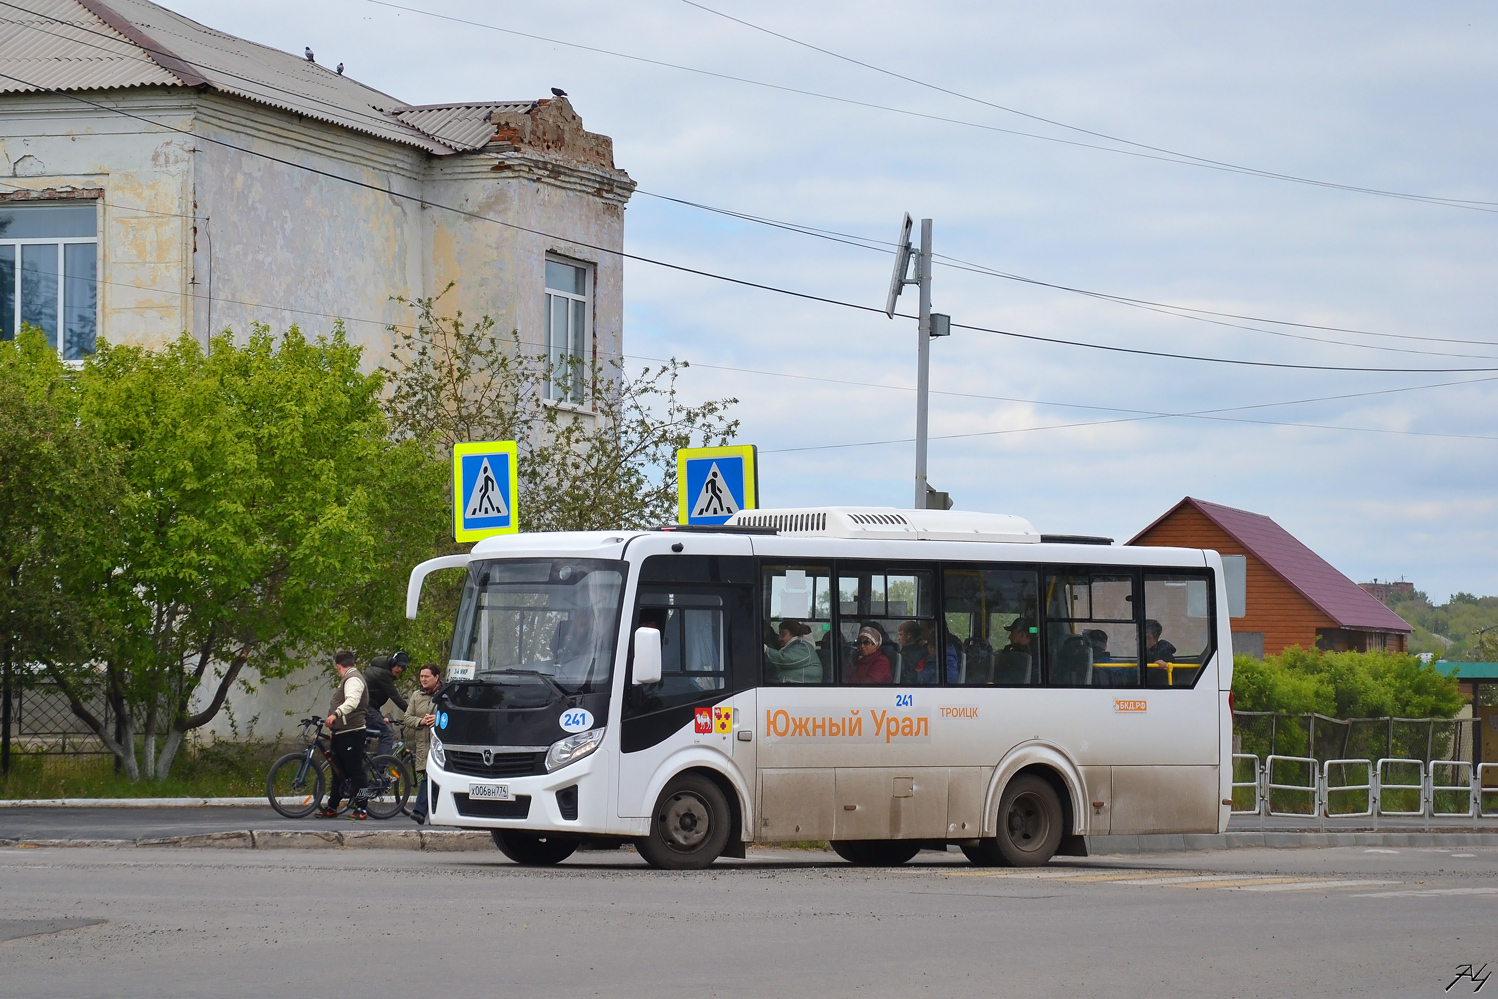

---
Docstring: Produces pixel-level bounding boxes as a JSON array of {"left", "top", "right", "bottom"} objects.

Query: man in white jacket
[{"left": 317, "top": 650, "right": 370, "bottom": 819}]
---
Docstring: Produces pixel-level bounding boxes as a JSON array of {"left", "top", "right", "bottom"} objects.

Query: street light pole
[{"left": 913, "top": 218, "right": 932, "bottom": 510}]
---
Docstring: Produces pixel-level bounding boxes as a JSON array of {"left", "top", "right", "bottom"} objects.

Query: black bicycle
[{"left": 266, "top": 717, "right": 413, "bottom": 819}]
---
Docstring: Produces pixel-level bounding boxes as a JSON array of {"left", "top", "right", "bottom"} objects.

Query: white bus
[{"left": 405, "top": 508, "right": 1234, "bottom": 869}]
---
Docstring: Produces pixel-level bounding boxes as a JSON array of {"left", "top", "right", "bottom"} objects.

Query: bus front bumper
[{"left": 424, "top": 750, "right": 614, "bottom": 835}]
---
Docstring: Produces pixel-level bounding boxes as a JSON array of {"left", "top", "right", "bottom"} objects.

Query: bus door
[{"left": 616, "top": 554, "right": 756, "bottom": 819}]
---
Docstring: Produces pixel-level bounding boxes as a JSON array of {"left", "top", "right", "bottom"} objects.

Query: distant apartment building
[
  {"left": 0, "top": 0, "right": 633, "bottom": 407},
  {"left": 1131, "top": 497, "right": 1412, "bottom": 657},
  {"left": 1359, "top": 579, "right": 1416, "bottom": 605}
]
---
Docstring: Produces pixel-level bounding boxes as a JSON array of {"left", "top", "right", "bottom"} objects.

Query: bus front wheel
[
  {"left": 491, "top": 830, "right": 578, "bottom": 866},
  {"left": 992, "top": 775, "right": 1063, "bottom": 866},
  {"left": 636, "top": 774, "right": 732, "bottom": 870}
]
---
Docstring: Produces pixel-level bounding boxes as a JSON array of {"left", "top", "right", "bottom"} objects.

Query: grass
[{"left": 0, "top": 737, "right": 285, "bottom": 800}]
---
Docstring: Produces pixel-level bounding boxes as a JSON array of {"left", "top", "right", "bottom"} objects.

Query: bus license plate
[{"left": 469, "top": 783, "right": 511, "bottom": 801}]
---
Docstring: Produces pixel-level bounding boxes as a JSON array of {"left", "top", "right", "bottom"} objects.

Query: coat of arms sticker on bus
[
  {"left": 713, "top": 706, "right": 733, "bottom": 734},
  {"left": 694, "top": 707, "right": 713, "bottom": 734}
]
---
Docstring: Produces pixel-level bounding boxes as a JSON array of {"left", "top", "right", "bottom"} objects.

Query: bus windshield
[{"left": 451, "top": 559, "right": 625, "bottom": 695}]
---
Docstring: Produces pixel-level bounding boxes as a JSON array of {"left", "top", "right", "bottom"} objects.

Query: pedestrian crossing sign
[
  {"left": 677, "top": 445, "right": 758, "bottom": 526},
  {"left": 454, "top": 441, "right": 519, "bottom": 542}
]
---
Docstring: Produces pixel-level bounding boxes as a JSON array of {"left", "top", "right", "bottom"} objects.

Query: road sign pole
[{"left": 913, "top": 218, "right": 932, "bottom": 510}]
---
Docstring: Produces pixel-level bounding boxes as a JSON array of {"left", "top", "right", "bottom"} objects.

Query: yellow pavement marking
[
  {"left": 1161, "top": 877, "right": 1306, "bottom": 889},
  {"left": 1234, "top": 879, "right": 1398, "bottom": 892}
]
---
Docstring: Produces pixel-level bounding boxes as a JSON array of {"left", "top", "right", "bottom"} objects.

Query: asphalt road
[{"left": 1, "top": 844, "right": 1494, "bottom": 998}]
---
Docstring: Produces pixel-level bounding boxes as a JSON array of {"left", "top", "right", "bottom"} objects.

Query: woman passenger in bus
[
  {"left": 848, "top": 626, "right": 892, "bottom": 684},
  {"left": 764, "top": 619, "right": 822, "bottom": 684},
  {"left": 896, "top": 621, "right": 940, "bottom": 685}
]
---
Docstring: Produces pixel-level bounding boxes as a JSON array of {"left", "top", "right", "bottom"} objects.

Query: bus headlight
[
  {"left": 545, "top": 728, "right": 605, "bottom": 772},
  {"left": 429, "top": 732, "right": 445, "bottom": 768}
]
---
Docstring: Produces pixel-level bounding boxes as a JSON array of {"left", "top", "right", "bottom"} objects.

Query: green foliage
[
  {"left": 1383, "top": 587, "right": 1498, "bottom": 660},
  {"left": 380, "top": 291, "right": 740, "bottom": 532},
  {"left": 1, "top": 325, "right": 450, "bottom": 781},
  {"left": 1231, "top": 646, "right": 1464, "bottom": 719}
]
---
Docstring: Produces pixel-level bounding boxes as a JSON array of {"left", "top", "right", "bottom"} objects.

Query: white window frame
[
  {"left": 543, "top": 256, "right": 592, "bottom": 406},
  {"left": 0, "top": 204, "right": 99, "bottom": 361}
]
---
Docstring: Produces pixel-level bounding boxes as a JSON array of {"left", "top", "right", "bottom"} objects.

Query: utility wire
[
  {"left": 4, "top": 73, "right": 1496, "bottom": 374},
  {"left": 11, "top": 4, "right": 1494, "bottom": 364},
  {"left": 368, "top": 0, "right": 1497, "bottom": 215},
  {"left": 680, "top": 0, "right": 1498, "bottom": 213}
]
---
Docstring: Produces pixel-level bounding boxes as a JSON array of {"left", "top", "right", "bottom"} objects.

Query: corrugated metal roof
[
  {"left": 0, "top": 0, "right": 457, "bottom": 153},
  {"left": 1131, "top": 497, "right": 1414, "bottom": 633},
  {"left": 392, "top": 102, "right": 536, "bottom": 152},
  {"left": 0, "top": 0, "right": 179, "bottom": 93}
]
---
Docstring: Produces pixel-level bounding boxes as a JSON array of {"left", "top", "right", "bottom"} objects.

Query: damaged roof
[{"left": 0, "top": 0, "right": 540, "bottom": 155}]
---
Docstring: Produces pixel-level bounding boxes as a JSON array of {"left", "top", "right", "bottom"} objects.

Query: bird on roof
[
  {"left": 336, "top": 63, "right": 344, "bottom": 75},
  {"left": 305, "top": 47, "right": 315, "bottom": 62},
  {"left": 550, "top": 87, "right": 567, "bottom": 97}
]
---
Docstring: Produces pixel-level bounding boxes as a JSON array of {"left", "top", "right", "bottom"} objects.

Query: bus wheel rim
[
  {"left": 660, "top": 792, "right": 711, "bottom": 850},
  {"left": 1006, "top": 792, "right": 1049, "bottom": 850}
]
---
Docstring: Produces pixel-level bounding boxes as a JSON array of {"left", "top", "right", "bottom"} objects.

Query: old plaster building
[{"left": 0, "top": 0, "right": 633, "bottom": 401}]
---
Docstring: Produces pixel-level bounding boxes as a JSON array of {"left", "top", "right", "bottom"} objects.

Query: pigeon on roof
[
  {"left": 336, "top": 63, "right": 344, "bottom": 75},
  {"left": 304, "top": 47, "right": 314, "bottom": 62},
  {"left": 551, "top": 87, "right": 567, "bottom": 97}
]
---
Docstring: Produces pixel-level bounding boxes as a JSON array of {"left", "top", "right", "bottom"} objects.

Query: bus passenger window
[
  {"left": 1043, "top": 572, "right": 1140, "bottom": 687},
  {"left": 1143, "top": 574, "right": 1214, "bottom": 688},
  {"left": 762, "top": 565, "right": 832, "bottom": 684},
  {"left": 835, "top": 566, "right": 939, "bottom": 685},
  {"left": 943, "top": 568, "right": 1040, "bottom": 686}
]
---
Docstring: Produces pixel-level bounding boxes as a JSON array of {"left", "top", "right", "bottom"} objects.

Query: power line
[
  {"left": 679, "top": 0, "right": 1498, "bottom": 213},
  {"left": 6, "top": 78, "right": 1498, "bottom": 375},
  {"left": 636, "top": 187, "right": 1498, "bottom": 356},
  {"left": 367, "top": 0, "right": 1498, "bottom": 215}
]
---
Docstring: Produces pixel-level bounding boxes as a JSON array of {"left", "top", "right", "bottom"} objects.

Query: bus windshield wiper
[{"left": 476, "top": 668, "right": 569, "bottom": 699}]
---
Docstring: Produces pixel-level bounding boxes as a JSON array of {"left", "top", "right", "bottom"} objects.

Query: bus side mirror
[{"left": 633, "top": 627, "right": 662, "bottom": 686}]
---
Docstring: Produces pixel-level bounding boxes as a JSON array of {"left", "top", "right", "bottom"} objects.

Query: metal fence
[
  {"left": 1233, "top": 753, "right": 1498, "bottom": 818},
  {"left": 2, "top": 682, "right": 115, "bottom": 757},
  {"left": 1232, "top": 710, "right": 1477, "bottom": 767}
]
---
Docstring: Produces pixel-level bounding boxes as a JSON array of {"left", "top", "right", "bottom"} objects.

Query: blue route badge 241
[
  {"left": 676, "top": 445, "right": 759, "bottom": 526},
  {"left": 453, "top": 440, "right": 519, "bottom": 542}
]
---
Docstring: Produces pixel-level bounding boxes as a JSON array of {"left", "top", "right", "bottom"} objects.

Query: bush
[{"left": 1232, "top": 647, "right": 1463, "bottom": 719}]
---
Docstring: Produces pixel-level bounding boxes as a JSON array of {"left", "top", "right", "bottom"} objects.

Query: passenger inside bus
[
  {"left": 764, "top": 619, "right": 821, "bottom": 684},
  {"left": 896, "top": 620, "right": 940, "bottom": 686},
  {"left": 992, "top": 618, "right": 1035, "bottom": 685},
  {"left": 848, "top": 625, "right": 892, "bottom": 684},
  {"left": 1085, "top": 628, "right": 1112, "bottom": 662},
  {"left": 1145, "top": 619, "right": 1177, "bottom": 667}
]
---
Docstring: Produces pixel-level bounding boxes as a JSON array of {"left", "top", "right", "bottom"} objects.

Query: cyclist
[
  {"left": 401, "top": 663, "right": 442, "bottom": 824},
  {"left": 317, "top": 650, "right": 370, "bottom": 820},
  {"left": 364, "top": 651, "right": 410, "bottom": 756}
]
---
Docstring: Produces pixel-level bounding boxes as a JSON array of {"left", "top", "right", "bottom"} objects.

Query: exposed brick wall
[{"left": 1132, "top": 505, "right": 1334, "bottom": 655}]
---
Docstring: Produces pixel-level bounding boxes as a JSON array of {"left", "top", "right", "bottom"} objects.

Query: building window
[
  {"left": 0, "top": 202, "right": 98, "bottom": 359},
  {"left": 543, "top": 258, "right": 590, "bottom": 404}
]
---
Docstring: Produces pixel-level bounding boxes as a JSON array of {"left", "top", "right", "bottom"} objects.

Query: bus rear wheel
[
  {"left": 830, "top": 840, "right": 922, "bottom": 866},
  {"left": 636, "top": 774, "right": 732, "bottom": 870},
  {"left": 993, "top": 775, "right": 1063, "bottom": 866},
  {"left": 491, "top": 830, "right": 578, "bottom": 866}
]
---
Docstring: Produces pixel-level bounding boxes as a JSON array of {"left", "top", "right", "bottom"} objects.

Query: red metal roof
[{"left": 1131, "top": 497, "right": 1412, "bottom": 634}]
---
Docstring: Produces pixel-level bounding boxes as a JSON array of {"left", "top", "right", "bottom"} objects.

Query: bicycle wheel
[
  {"left": 361, "top": 754, "right": 413, "bottom": 819},
  {"left": 266, "top": 752, "right": 326, "bottom": 818}
]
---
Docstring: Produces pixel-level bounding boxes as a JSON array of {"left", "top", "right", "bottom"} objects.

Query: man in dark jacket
[{"left": 364, "top": 652, "right": 409, "bottom": 756}]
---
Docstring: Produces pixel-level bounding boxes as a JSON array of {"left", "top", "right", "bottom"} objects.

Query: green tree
[
  {"left": 380, "top": 291, "right": 740, "bottom": 532},
  {"left": 0, "top": 328, "right": 124, "bottom": 772},
  {"left": 1231, "top": 646, "right": 1463, "bottom": 719},
  {"left": 35, "top": 325, "right": 448, "bottom": 780}
]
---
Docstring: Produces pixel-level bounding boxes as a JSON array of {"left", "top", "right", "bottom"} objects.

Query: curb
[
  {"left": 0, "top": 829, "right": 494, "bottom": 851},
  {"left": 0, "top": 798, "right": 270, "bottom": 808},
  {"left": 1087, "top": 831, "right": 1498, "bottom": 854}
]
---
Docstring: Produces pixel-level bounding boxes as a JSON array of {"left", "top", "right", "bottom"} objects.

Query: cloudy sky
[{"left": 175, "top": 1, "right": 1498, "bottom": 600}]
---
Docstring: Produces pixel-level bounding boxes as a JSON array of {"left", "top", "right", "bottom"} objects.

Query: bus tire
[
  {"left": 959, "top": 839, "right": 1009, "bottom": 867},
  {"left": 491, "top": 830, "right": 578, "bottom": 866},
  {"left": 830, "top": 840, "right": 922, "bottom": 866},
  {"left": 636, "top": 774, "right": 732, "bottom": 870},
  {"left": 994, "top": 775, "right": 1064, "bottom": 866}
]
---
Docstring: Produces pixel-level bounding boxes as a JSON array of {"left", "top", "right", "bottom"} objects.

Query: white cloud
[{"left": 168, "top": 0, "right": 1498, "bottom": 598}]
